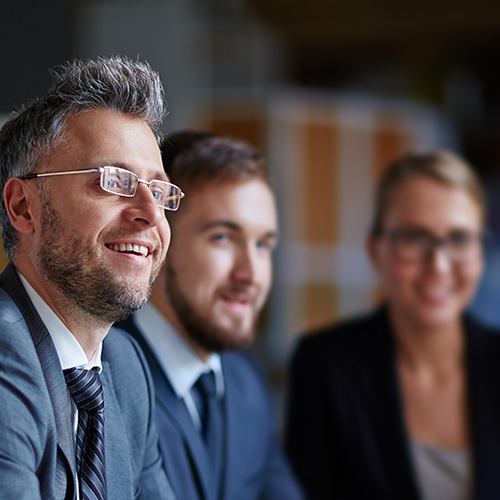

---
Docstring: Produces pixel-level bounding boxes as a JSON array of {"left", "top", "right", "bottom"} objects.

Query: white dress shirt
[
  {"left": 134, "top": 302, "right": 224, "bottom": 432},
  {"left": 18, "top": 273, "right": 102, "bottom": 431},
  {"left": 18, "top": 273, "right": 103, "bottom": 500}
]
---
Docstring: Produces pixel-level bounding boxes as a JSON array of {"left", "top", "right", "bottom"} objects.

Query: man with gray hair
[{"left": 0, "top": 56, "right": 180, "bottom": 500}]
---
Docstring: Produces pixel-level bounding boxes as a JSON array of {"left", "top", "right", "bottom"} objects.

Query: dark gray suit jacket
[
  {"left": 0, "top": 263, "right": 176, "bottom": 500},
  {"left": 118, "top": 314, "right": 305, "bottom": 500}
]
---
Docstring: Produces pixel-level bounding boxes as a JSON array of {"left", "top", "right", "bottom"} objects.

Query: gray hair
[{"left": 0, "top": 55, "right": 167, "bottom": 258}]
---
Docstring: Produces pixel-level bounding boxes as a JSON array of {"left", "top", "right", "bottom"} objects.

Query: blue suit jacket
[
  {"left": 118, "top": 314, "right": 305, "bottom": 500},
  {"left": 0, "top": 263, "right": 176, "bottom": 500},
  {"left": 286, "top": 306, "right": 500, "bottom": 500}
]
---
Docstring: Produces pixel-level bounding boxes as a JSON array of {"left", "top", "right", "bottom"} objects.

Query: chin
[{"left": 413, "top": 308, "right": 461, "bottom": 329}]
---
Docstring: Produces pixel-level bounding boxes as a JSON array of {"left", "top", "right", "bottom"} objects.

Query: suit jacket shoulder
[
  {"left": 119, "top": 314, "right": 304, "bottom": 500},
  {"left": 0, "top": 264, "right": 175, "bottom": 500},
  {"left": 0, "top": 277, "right": 72, "bottom": 500},
  {"left": 102, "top": 325, "right": 176, "bottom": 500}
]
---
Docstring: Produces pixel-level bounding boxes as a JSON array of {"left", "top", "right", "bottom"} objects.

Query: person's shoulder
[
  {"left": 102, "top": 324, "right": 150, "bottom": 381},
  {"left": 295, "top": 307, "right": 388, "bottom": 358},
  {"left": 464, "top": 312, "right": 500, "bottom": 353},
  {"left": 105, "top": 323, "right": 141, "bottom": 353},
  {"left": 221, "top": 350, "right": 265, "bottom": 382},
  {"left": 221, "top": 350, "right": 273, "bottom": 400}
]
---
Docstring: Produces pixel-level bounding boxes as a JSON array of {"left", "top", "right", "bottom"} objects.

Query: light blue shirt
[{"left": 134, "top": 302, "right": 224, "bottom": 431}]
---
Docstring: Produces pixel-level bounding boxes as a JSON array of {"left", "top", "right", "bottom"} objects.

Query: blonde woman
[{"left": 286, "top": 151, "right": 500, "bottom": 500}]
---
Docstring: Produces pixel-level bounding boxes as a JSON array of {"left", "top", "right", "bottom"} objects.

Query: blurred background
[{"left": 2, "top": 0, "right": 500, "bottom": 397}]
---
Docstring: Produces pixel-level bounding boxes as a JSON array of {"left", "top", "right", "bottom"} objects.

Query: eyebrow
[
  {"left": 105, "top": 162, "right": 170, "bottom": 183},
  {"left": 200, "top": 220, "right": 278, "bottom": 240}
]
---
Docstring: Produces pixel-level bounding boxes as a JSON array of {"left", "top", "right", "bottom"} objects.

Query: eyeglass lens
[
  {"left": 100, "top": 166, "right": 182, "bottom": 211},
  {"left": 388, "top": 229, "right": 481, "bottom": 263}
]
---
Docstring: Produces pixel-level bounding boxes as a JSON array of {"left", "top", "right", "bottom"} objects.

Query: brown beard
[{"left": 165, "top": 263, "right": 256, "bottom": 353}]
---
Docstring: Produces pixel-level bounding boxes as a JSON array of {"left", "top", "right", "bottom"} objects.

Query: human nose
[
  {"left": 232, "top": 244, "right": 258, "bottom": 284},
  {"left": 124, "top": 182, "right": 165, "bottom": 228},
  {"left": 428, "top": 243, "right": 452, "bottom": 273}
]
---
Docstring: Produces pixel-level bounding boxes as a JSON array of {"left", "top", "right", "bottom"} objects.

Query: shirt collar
[
  {"left": 18, "top": 272, "right": 102, "bottom": 372},
  {"left": 134, "top": 302, "right": 224, "bottom": 398}
]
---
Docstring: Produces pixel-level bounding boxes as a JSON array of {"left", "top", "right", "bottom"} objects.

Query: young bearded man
[
  {"left": 0, "top": 56, "right": 183, "bottom": 500},
  {"left": 117, "top": 131, "right": 305, "bottom": 500}
]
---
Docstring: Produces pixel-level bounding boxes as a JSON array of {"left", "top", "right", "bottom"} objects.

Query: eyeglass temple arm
[{"left": 23, "top": 169, "right": 100, "bottom": 179}]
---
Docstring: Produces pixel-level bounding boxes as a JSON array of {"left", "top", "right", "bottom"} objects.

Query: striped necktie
[{"left": 64, "top": 367, "right": 106, "bottom": 500}]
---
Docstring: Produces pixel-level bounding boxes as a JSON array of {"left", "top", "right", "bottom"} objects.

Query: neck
[
  {"left": 14, "top": 259, "right": 109, "bottom": 361},
  {"left": 389, "top": 306, "right": 464, "bottom": 373}
]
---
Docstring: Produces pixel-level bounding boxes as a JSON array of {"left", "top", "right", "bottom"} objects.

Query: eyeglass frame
[
  {"left": 378, "top": 228, "right": 484, "bottom": 264},
  {"left": 21, "top": 166, "right": 185, "bottom": 211}
]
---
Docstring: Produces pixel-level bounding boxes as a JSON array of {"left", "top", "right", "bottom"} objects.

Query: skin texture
[
  {"left": 150, "top": 178, "right": 277, "bottom": 360},
  {"left": 368, "top": 176, "right": 484, "bottom": 448},
  {"left": 4, "top": 109, "right": 171, "bottom": 359}
]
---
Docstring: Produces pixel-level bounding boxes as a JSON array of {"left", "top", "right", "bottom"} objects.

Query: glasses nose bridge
[
  {"left": 134, "top": 177, "right": 161, "bottom": 206},
  {"left": 426, "top": 235, "right": 453, "bottom": 261}
]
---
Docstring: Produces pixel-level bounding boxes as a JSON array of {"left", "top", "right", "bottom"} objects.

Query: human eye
[
  {"left": 397, "top": 230, "right": 429, "bottom": 247},
  {"left": 257, "top": 237, "right": 277, "bottom": 252},
  {"left": 104, "top": 176, "right": 120, "bottom": 190},
  {"left": 210, "top": 233, "right": 231, "bottom": 245},
  {"left": 101, "top": 168, "right": 134, "bottom": 194},
  {"left": 448, "top": 231, "right": 476, "bottom": 249},
  {"left": 150, "top": 186, "right": 165, "bottom": 202}
]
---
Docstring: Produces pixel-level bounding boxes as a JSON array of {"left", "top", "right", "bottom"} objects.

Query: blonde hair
[{"left": 369, "top": 150, "right": 485, "bottom": 238}]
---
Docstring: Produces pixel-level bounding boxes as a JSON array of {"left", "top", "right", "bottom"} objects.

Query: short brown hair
[
  {"left": 369, "top": 150, "right": 485, "bottom": 238},
  {"left": 161, "top": 130, "right": 269, "bottom": 193}
]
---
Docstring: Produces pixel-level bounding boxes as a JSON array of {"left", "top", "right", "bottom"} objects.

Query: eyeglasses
[
  {"left": 22, "top": 166, "right": 185, "bottom": 211},
  {"left": 381, "top": 229, "right": 483, "bottom": 264}
]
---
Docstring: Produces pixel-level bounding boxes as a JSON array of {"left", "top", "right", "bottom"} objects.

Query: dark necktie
[
  {"left": 193, "top": 371, "right": 225, "bottom": 499},
  {"left": 64, "top": 367, "right": 106, "bottom": 500},
  {"left": 194, "top": 371, "right": 223, "bottom": 456},
  {"left": 193, "top": 371, "right": 217, "bottom": 438}
]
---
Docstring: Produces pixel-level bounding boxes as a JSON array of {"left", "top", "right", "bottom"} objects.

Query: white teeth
[{"left": 109, "top": 243, "right": 149, "bottom": 257}]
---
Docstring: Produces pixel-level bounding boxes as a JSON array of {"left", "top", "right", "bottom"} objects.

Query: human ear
[{"left": 3, "top": 178, "right": 36, "bottom": 235}]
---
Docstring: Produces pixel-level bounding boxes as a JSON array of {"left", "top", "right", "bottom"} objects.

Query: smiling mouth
[
  {"left": 219, "top": 292, "right": 252, "bottom": 306},
  {"left": 106, "top": 243, "right": 149, "bottom": 258}
]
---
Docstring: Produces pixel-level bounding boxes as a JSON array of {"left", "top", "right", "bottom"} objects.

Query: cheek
[
  {"left": 379, "top": 257, "right": 419, "bottom": 292},
  {"left": 457, "top": 260, "right": 483, "bottom": 288},
  {"left": 258, "top": 258, "right": 273, "bottom": 294},
  {"left": 160, "top": 220, "right": 172, "bottom": 249},
  {"left": 175, "top": 247, "right": 233, "bottom": 293}
]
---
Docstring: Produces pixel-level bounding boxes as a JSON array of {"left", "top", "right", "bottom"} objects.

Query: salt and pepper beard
[
  {"left": 36, "top": 189, "right": 161, "bottom": 325},
  {"left": 165, "top": 263, "right": 256, "bottom": 353}
]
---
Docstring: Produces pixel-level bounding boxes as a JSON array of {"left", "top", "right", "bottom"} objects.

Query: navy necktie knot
[{"left": 195, "top": 370, "right": 217, "bottom": 399}]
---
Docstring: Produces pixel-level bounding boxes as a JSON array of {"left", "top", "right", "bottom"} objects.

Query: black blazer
[{"left": 285, "top": 307, "right": 500, "bottom": 500}]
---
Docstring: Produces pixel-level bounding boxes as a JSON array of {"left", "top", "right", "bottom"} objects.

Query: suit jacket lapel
[
  {"left": 349, "top": 308, "right": 420, "bottom": 500},
  {"left": 122, "top": 317, "right": 215, "bottom": 500},
  {"left": 0, "top": 264, "right": 77, "bottom": 489},
  {"left": 465, "top": 317, "right": 500, "bottom": 500}
]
